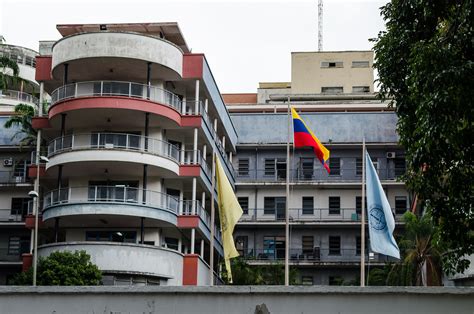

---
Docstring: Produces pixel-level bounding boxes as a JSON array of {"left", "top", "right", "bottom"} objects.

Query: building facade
[
  {"left": 13, "top": 22, "right": 239, "bottom": 286},
  {"left": 224, "top": 50, "right": 410, "bottom": 285},
  {"left": 0, "top": 43, "right": 39, "bottom": 284}
]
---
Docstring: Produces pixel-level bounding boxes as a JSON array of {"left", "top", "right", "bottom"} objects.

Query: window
[
  {"left": 263, "top": 236, "right": 285, "bottom": 259},
  {"left": 86, "top": 231, "right": 137, "bottom": 243},
  {"left": 329, "top": 158, "right": 340, "bottom": 175},
  {"left": 329, "top": 236, "right": 341, "bottom": 255},
  {"left": 395, "top": 196, "right": 407, "bottom": 215},
  {"left": 356, "top": 236, "right": 361, "bottom": 255},
  {"left": 329, "top": 197, "right": 340, "bottom": 215},
  {"left": 352, "top": 86, "right": 370, "bottom": 93},
  {"left": 264, "top": 159, "right": 275, "bottom": 176},
  {"left": 355, "top": 196, "right": 367, "bottom": 215},
  {"left": 238, "top": 158, "right": 249, "bottom": 176},
  {"left": 13, "top": 160, "right": 26, "bottom": 178},
  {"left": 302, "top": 197, "right": 314, "bottom": 215},
  {"left": 238, "top": 197, "right": 249, "bottom": 215},
  {"left": 164, "top": 237, "right": 179, "bottom": 250},
  {"left": 302, "top": 236, "right": 314, "bottom": 255},
  {"left": 352, "top": 61, "right": 370, "bottom": 68},
  {"left": 300, "top": 157, "right": 314, "bottom": 180},
  {"left": 394, "top": 158, "right": 406, "bottom": 177},
  {"left": 11, "top": 198, "right": 30, "bottom": 217},
  {"left": 263, "top": 197, "right": 286, "bottom": 219},
  {"left": 236, "top": 236, "right": 248, "bottom": 256},
  {"left": 321, "top": 61, "right": 343, "bottom": 68},
  {"left": 8, "top": 236, "right": 29, "bottom": 255},
  {"left": 321, "top": 87, "right": 343, "bottom": 94},
  {"left": 88, "top": 181, "right": 139, "bottom": 203},
  {"left": 356, "top": 158, "right": 363, "bottom": 176},
  {"left": 265, "top": 158, "right": 286, "bottom": 180},
  {"left": 302, "top": 276, "right": 313, "bottom": 285}
]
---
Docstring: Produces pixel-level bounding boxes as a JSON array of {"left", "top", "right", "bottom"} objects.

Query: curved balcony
[
  {"left": 0, "top": 90, "right": 38, "bottom": 106},
  {"left": 42, "top": 186, "right": 180, "bottom": 224},
  {"left": 46, "top": 133, "right": 180, "bottom": 175},
  {"left": 52, "top": 32, "right": 183, "bottom": 80},
  {"left": 38, "top": 242, "right": 183, "bottom": 285}
]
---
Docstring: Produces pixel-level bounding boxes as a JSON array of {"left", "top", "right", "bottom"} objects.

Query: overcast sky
[{"left": 0, "top": 0, "right": 386, "bottom": 93}]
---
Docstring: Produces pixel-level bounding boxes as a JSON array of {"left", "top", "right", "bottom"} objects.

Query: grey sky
[{"left": 0, "top": 0, "right": 386, "bottom": 93}]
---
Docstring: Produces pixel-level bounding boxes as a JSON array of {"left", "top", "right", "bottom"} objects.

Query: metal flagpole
[
  {"left": 360, "top": 138, "right": 366, "bottom": 287},
  {"left": 209, "top": 152, "right": 216, "bottom": 285},
  {"left": 285, "top": 96, "right": 291, "bottom": 286}
]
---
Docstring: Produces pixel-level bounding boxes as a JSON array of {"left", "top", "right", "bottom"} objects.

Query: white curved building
[{"left": 29, "top": 23, "right": 238, "bottom": 286}]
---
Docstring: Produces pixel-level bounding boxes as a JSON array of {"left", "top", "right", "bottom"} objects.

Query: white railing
[
  {"left": 43, "top": 186, "right": 180, "bottom": 214},
  {"left": 50, "top": 81, "right": 182, "bottom": 112},
  {"left": 0, "top": 89, "right": 38, "bottom": 104},
  {"left": 47, "top": 133, "right": 180, "bottom": 162},
  {"left": 182, "top": 200, "right": 222, "bottom": 244}
]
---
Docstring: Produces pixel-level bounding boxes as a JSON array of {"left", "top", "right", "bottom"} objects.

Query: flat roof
[{"left": 56, "top": 22, "right": 190, "bottom": 53}]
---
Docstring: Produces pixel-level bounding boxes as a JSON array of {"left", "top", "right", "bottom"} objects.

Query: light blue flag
[{"left": 365, "top": 152, "right": 400, "bottom": 259}]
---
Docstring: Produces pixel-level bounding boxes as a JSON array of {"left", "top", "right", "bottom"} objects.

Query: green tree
[
  {"left": 9, "top": 250, "right": 102, "bottom": 285},
  {"left": 372, "top": 0, "right": 473, "bottom": 275},
  {"left": 0, "top": 53, "right": 19, "bottom": 90},
  {"left": 4, "top": 103, "right": 43, "bottom": 149}
]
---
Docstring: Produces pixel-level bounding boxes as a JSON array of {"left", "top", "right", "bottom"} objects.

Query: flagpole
[
  {"left": 360, "top": 138, "right": 366, "bottom": 287},
  {"left": 285, "top": 96, "right": 290, "bottom": 286},
  {"left": 209, "top": 152, "right": 216, "bottom": 285}
]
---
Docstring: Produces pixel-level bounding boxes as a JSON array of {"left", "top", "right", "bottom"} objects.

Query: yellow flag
[{"left": 215, "top": 156, "right": 243, "bottom": 283}]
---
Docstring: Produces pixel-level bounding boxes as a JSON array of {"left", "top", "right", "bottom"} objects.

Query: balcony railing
[
  {"left": 0, "top": 90, "right": 38, "bottom": 104},
  {"left": 43, "top": 186, "right": 180, "bottom": 214},
  {"left": 0, "top": 171, "right": 28, "bottom": 184},
  {"left": 51, "top": 81, "right": 182, "bottom": 112},
  {"left": 236, "top": 167, "right": 406, "bottom": 183},
  {"left": 47, "top": 132, "right": 180, "bottom": 161},
  {"left": 0, "top": 209, "right": 25, "bottom": 222},
  {"left": 239, "top": 208, "right": 408, "bottom": 223},
  {"left": 0, "top": 249, "right": 23, "bottom": 262},
  {"left": 182, "top": 200, "right": 222, "bottom": 243},
  {"left": 240, "top": 248, "right": 387, "bottom": 263}
]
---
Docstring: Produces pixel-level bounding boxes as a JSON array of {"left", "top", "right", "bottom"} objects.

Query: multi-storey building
[
  {"left": 224, "top": 51, "right": 410, "bottom": 285},
  {"left": 20, "top": 22, "right": 237, "bottom": 286},
  {"left": 0, "top": 43, "right": 39, "bottom": 284}
]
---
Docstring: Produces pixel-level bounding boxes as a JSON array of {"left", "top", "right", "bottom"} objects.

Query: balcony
[
  {"left": 239, "top": 208, "right": 408, "bottom": 224},
  {"left": 0, "top": 249, "right": 22, "bottom": 263},
  {"left": 181, "top": 200, "right": 222, "bottom": 246},
  {"left": 38, "top": 242, "right": 184, "bottom": 285},
  {"left": 47, "top": 133, "right": 181, "bottom": 175},
  {"left": 240, "top": 248, "right": 388, "bottom": 265},
  {"left": 52, "top": 32, "right": 183, "bottom": 80},
  {"left": 0, "top": 171, "right": 29, "bottom": 185},
  {"left": 42, "top": 186, "right": 180, "bottom": 224},
  {"left": 236, "top": 167, "right": 405, "bottom": 185},
  {"left": 0, "top": 90, "right": 38, "bottom": 106}
]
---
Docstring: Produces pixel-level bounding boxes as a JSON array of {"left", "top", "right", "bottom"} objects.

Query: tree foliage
[
  {"left": 372, "top": 0, "right": 473, "bottom": 275},
  {"left": 9, "top": 250, "right": 102, "bottom": 286},
  {"left": 223, "top": 258, "right": 299, "bottom": 285}
]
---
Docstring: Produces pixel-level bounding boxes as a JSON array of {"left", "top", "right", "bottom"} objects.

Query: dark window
[
  {"left": 356, "top": 158, "right": 363, "bottom": 176},
  {"left": 329, "top": 158, "right": 340, "bottom": 175},
  {"left": 238, "top": 158, "right": 249, "bottom": 176},
  {"left": 164, "top": 237, "right": 179, "bottom": 250},
  {"left": 302, "top": 276, "right": 313, "bottom": 285},
  {"left": 264, "top": 197, "right": 286, "bottom": 219},
  {"left": 355, "top": 196, "right": 367, "bottom": 215},
  {"left": 356, "top": 236, "right": 361, "bottom": 255},
  {"left": 300, "top": 158, "right": 314, "bottom": 180},
  {"left": 8, "top": 236, "right": 29, "bottom": 255},
  {"left": 13, "top": 160, "right": 26, "bottom": 178},
  {"left": 302, "top": 236, "right": 314, "bottom": 255},
  {"left": 11, "top": 198, "right": 30, "bottom": 217},
  {"left": 276, "top": 159, "right": 286, "bottom": 180},
  {"left": 321, "top": 87, "right": 343, "bottom": 94},
  {"left": 321, "top": 61, "right": 343, "bottom": 68},
  {"left": 86, "top": 231, "right": 136, "bottom": 243},
  {"left": 264, "top": 159, "right": 275, "bottom": 176},
  {"left": 329, "top": 197, "right": 340, "bottom": 215},
  {"left": 329, "top": 236, "right": 341, "bottom": 255},
  {"left": 394, "top": 159, "right": 406, "bottom": 177},
  {"left": 395, "top": 196, "right": 407, "bottom": 215},
  {"left": 263, "top": 236, "right": 285, "bottom": 260},
  {"left": 238, "top": 197, "right": 249, "bottom": 215},
  {"left": 236, "top": 236, "right": 248, "bottom": 256},
  {"left": 302, "top": 197, "right": 314, "bottom": 215}
]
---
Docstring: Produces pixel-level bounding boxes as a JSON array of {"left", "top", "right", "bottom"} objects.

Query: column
[
  {"left": 180, "top": 144, "right": 186, "bottom": 164},
  {"left": 191, "top": 229, "right": 196, "bottom": 254},
  {"left": 193, "top": 128, "right": 198, "bottom": 163},
  {"left": 229, "top": 152, "right": 233, "bottom": 163},
  {"left": 191, "top": 178, "right": 197, "bottom": 215},
  {"left": 203, "top": 144, "right": 207, "bottom": 161},
  {"left": 63, "top": 64, "right": 68, "bottom": 85},
  {"left": 146, "top": 62, "right": 151, "bottom": 100},
  {"left": 182, "top": 96, "right": 187, "bottom": 114},
  {"left": 200, "top": 239, "right": 205, "bottom": 258},
  {"left": 54, "top": 218, "right": 59, "bottom": 242},
  {"left": 201, "top": 192, "right": 206, "bottom": 210},
  {"left": 204, "top": 98, "right": 208, "bottom": 112},
  {"left": 140, "top": 217, "right": 145, "bottom": 244},
  {"left": 222, "top": 136, "right": 226, "bottom": 149},
  {"left": 179, "top": 190, "right": 184, "bottom": 215},
  {"left": 178, "top": 238, "right": 182, "bottom": 253},
  {"left": 194, "top": 80, "right": 200, "bottom": 114}
]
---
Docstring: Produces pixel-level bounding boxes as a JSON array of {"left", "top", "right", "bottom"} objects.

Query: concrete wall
[
  {"left": 0, "top": 286, "right": 472, "bottom": 314},
  {"left": 291, "top": 51, "right": 374, "bottom": 94}
]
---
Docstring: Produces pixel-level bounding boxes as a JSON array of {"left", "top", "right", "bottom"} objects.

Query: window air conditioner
[
  {"left": 386, "top": 152, "right": 396, "bottom": 159},
  {"left": 3, "top": 158, "right": 13, "bottom": 167}
]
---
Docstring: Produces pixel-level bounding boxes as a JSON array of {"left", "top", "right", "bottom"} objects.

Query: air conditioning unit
[
  {"left": 386, "top": 152, "right": 396, "bottom": 159},
  {"left": 3, "top": 158, "right": 13, "bottom": 167}
]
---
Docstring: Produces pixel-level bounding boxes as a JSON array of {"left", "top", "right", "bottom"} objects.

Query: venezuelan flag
[{"left": 292, "top": 107, "right": 330, "bottom": 173}]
